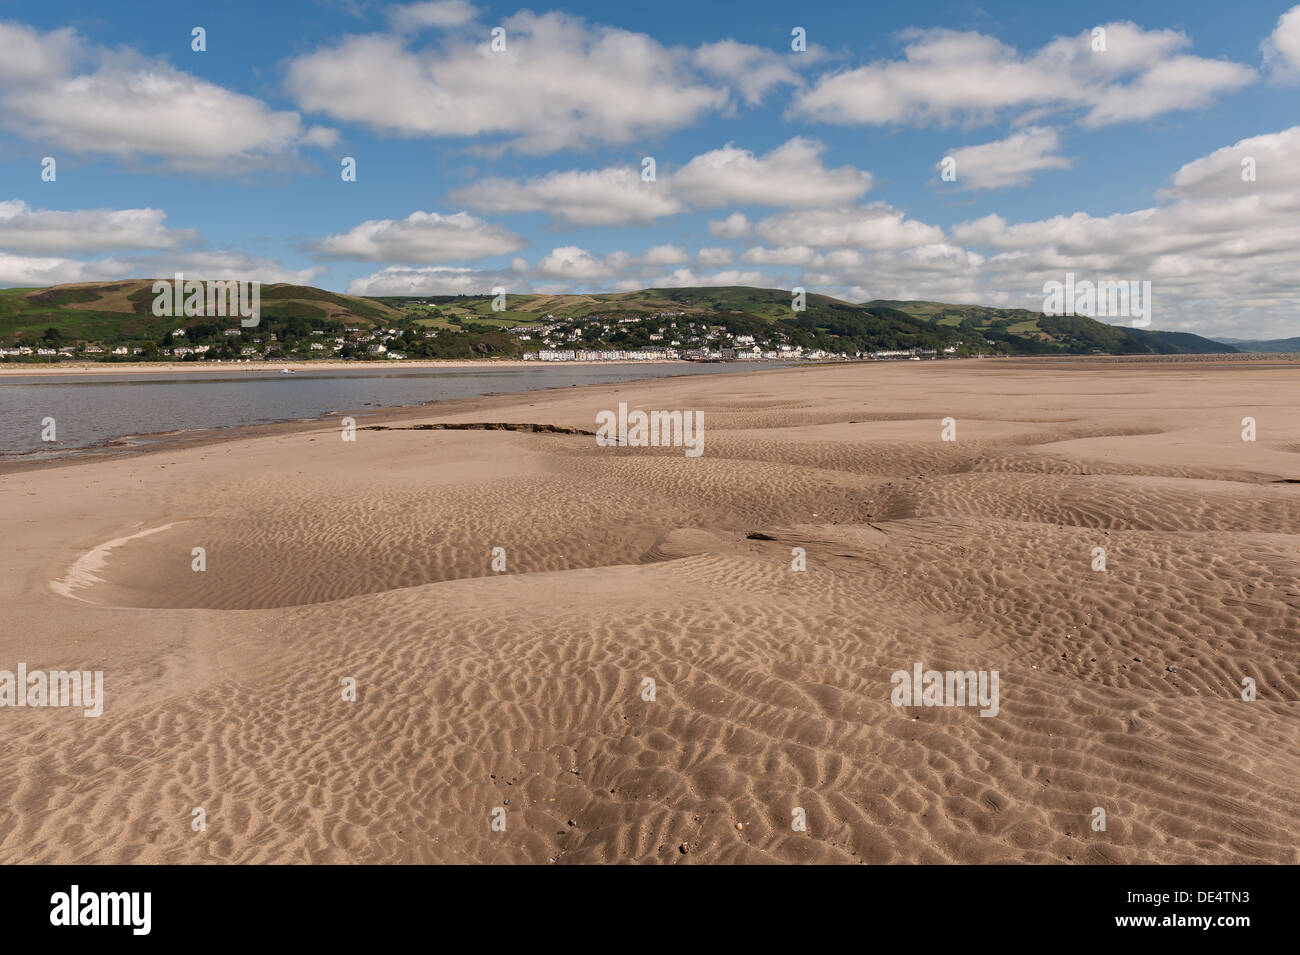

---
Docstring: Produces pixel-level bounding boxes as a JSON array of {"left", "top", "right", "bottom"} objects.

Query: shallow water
[{"left": 0, "top": 362, "right": 767, "bottom": 457}]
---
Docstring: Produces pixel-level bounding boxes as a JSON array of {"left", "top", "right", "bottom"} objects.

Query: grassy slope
[
  {"left": 0, "top": 280, "right": 405, "bottom": 343},
  {"left": 3, "top": 281, "right": 1237, "bottom": 355},
  {"left": 868, "top": 300, "right": 1235, "bottom": 355}
]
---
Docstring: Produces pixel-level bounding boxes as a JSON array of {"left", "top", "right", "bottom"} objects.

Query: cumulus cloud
[
  {"left": 340, "top": 119, "right": 1300, "bottom": 337},
  {"left": 793, "top": 23, "right": 1253, "bottom": 129},
  {"left": 707, "top": 212, "right": 752, "bottom": 238},
  {"left": 803, "top": 244, "right": 987, "bottom": 304},
  {"left": 939, "top": 127, "right": 1071, "bottom": 190},
  {"left": 0, "top": 249, "right": 319, "bottom": 289},
  {"left": 1160, "top": 125, "right": 1300, "bottom": 199},
  {"left": 129, "top": 252, "right": 324, "bottom": 285},
  {"left": 316, "top": 211, "right": 526, "bottom": 262},
  {"left": 673, "top": 137, "right": 872, "bottom": 207},
  {"left": 387, "top": 1, "right": 478, "bottom": 31},
  {"left": 449, "top": 165, "right": 682, "bottom": 225},
  {"left": 0, "top": 252, "right": 128, "bottom": 287},
  {"left": 0, "top": 22, "right": 334, "bottom": 170},
  {"left": 346, "top": 264, "right": 518, "bottom": 296},
  {"left": 696, "top": 247, "right": 734, "bottom": 267},
  {"left": 740, "top": 245, "right": 816, "bottom": 266},
  {"left": 450, "top": 137, "right": 870, "bottom": 226},
  {"left": 0, "top": 200, "right": 194, "bottom": 254},
  {"left": 755, "top": 203, "right": 945, "bottom": 250},
  {"left": 286, "top": 11, "right": 730, "bottom": 153},
  {"left": 534, "top": 245, "right": 618, "bottom": 281},
  {"left": 693, "top": 39, "right": 805, "bottom": 105},
  {"left": 649, "top": 267, "right": 775, "bottom": 288},
  {"left": 348, "top": 240, "right": 706, "bottom": 294},
  {"left": 639, "top": 244, "right": 689, "bottom": 266},
  {"left": 0, "top": 20, "right": 79, "bottom": 83},
  {"left": 1263, "top": 5, "right": 1300, "bottom": 82},
  {"left": 948, "top": 131, "right": 1300, "bottom": 333}
]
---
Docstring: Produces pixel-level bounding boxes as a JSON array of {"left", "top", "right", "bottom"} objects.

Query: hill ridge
[{"left": 1, "top": 280, "right": 1236, "bottom": 360}]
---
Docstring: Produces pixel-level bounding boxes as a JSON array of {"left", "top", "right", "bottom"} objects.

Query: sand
[{"left": 0, "top": 358, "right": 1297, "bottom": 864}]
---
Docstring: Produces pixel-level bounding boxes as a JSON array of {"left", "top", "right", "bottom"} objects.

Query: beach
[{"left": 1, "top": 357, "right": 1297, "bottom": 864}]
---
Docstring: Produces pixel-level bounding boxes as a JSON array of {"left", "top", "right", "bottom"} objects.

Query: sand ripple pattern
[{"left": 6, "top": 362, "right": 1299, "bottom": 863}]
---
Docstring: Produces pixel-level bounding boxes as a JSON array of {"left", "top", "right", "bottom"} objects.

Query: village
[{"left": 1, "top": 305, "right": 968, "bottom": 364}]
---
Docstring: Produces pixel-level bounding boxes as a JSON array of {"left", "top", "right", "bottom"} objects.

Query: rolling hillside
[
  {"left": 0, "top": 280, "right": 404, "bottom": 344},
  {"left": 870, "top": 300, "right": 1235, "bottom": 355},
  {"left": 1, "top": 281, "right": 1236, "bottom": 358},
  {"left": 1213, "top": 336, "right": 1300, "bottom": 353}
]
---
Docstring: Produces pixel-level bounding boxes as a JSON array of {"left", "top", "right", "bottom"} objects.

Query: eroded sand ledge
[{"left": 2, "top": 359, "right": 1298, "bottom": 863}]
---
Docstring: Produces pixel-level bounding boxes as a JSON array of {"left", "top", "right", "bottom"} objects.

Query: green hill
[
  {"left": 868, "top": 300, "right": 1234, "bottom": 355},
  {"left": 0, "top": 280, "right": 404, "bottom": 344},
  {"left": 1213, "top": 336, "right": 1300, "bottom": 353},
  {"left": 1, "top": 281, "right": 1236, "bottom": 359}
]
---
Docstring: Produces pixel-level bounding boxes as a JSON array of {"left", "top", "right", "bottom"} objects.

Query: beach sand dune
[{"left": 1, "top": 360, "right": 1297, "bottom": 863}]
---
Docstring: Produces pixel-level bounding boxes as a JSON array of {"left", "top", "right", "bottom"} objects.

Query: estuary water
[{"left": 0, "top": 362, "right": 766, "bottom": 457}]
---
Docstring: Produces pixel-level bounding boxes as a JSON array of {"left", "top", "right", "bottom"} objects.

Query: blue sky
[{"left": 1, "top": 0, "right": 1298, "bottom": 336}]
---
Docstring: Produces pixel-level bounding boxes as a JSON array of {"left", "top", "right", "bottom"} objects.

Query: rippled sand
[{"left": 2, "top": 359, "right": 1297, "bottom": 863}]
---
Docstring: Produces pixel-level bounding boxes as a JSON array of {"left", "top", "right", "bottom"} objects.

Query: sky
[{"left": 1, "top": 0, "right": 1298, "bottom": 337}]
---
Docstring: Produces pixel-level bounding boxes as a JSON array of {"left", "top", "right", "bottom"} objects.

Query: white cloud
[
  {"left": 490, "top": 243, "right": 766, "bottom": 291},
  {"left": 129, "top": 252, "right": 324, "bottom": 285},
  {"left": 1161, "top": 125, "right": 1300, "bottom": 199},
  {"left": 0, "top": 23, "right": 334, "bottom": 170},
  {"left": 693, "top": 40, "right": 804, "bottom": 105},
  {"left": 450, "top": 165, "right": 682, "bottom": 225},
  {"left": 0, "top": 250, "right": 320, "bottom": 289},
  {"left": 740, "top": 245, "right": 816, "bottom": 265},
  {"left": 344, "top": 125, "right": 1300, "bottom": 337},
  {"left": 316, "top": 211, "right": 525, "bottom": 262},
  {"left": 451, "top": 137, "right": 870, "bottom": 225},
  {"left": 707, "top": 212, "right": 751, "bottom": 238},
  {"left": 1263, "top": 5, "right": 1300, "bottom": 82},
  {"left": 286, "top": 11, "right": 730, "bottom": 153},
  {"left": 534, "top": 246, "right": 616, "bottom": 281},
  {"left": 802, "top": 244, "right": 987, "bottom": 304},
  {"left": 387, "top": 1, "right": 478, "bottom": 31},
  {"left": 755, "top": 203, "right": 945, "bottom": 250},
  {"left": 793, "top": 23, "right": 1253, "bottom": 129},
  {"left": 696, "top": 247, "right": 734, "bottom": 267},
  {"left": 0, "top": 20, "right": 79, "bottom": 83},
  {"left": 346, "top": 265, "right": 517, "bottom": 296},
  {"left": 673, "top": 137, "right": 872, "bottom": 207},
  {"left": 939, "top": 127, "right": 1071, "bottom": 190},
  {"left": 639, "top": 244, "right": 689, "bottom": 266},
  {"left": 1082, "top": 55, "right": 1256, "bottom": 126},
  {"left": 948, "top": 129, "right": 1300, "bottom": 334},
  {"left": 0, "top": 200, "right": 194, "bottom": 254},
  {"left": 649, "top": 267, "right": 775, "bottom": 288},
  {"left": 0, "top": 252, "right": 128, "bottom": 287}
]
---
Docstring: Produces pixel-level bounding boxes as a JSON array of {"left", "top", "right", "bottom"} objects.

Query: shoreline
[
  {"left": 0, "top": 360, "right": 801, "bottom": 473},
  {"left": 4, "top": 355, "right": 1298, "bottom": 473},
  {"left": 0, "top": 358, "right": 646, "bottom": 376},
  {"left": 0, "top": 350, "right": 1296, "bottom": 379}
]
